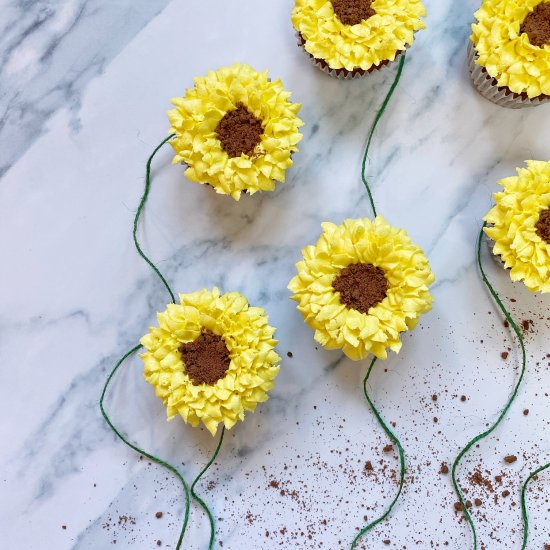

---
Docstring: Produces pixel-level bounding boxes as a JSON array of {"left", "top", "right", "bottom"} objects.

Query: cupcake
[
  {"left": 288, "top": 217, "right": 435, "bottom": 360},
  {"left": 141, "top": 288, "right": 281, "bottom": 435},
  {"left": 484, "top": 161, "right": 550, "bottom": 293},
  {"left": 168, "top": 64, "right": 303, "bottom": 200},
  {"left": 469, "top": 0, "right": 550, "bottom": 108},
  {"left": 291, "top": 0, "right": 426, "bottom": 79}
]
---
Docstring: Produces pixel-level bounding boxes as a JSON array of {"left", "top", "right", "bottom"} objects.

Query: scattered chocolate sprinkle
[
  {"left": 504, "top": 455, "right": 517, "bottom": 464},
  {"left": 440, "top": 463, "right": 449, "bottom": 475},
  {"left": 331, "top": 0, "right": 375, "bottom": 26},
  {"left": 432, "top": 394, "right": 438, "bottom": 401},
  {"left": 501, "top": 351, "right": 509, "bottom": 360},
  {"left": 333, "top": 263, "right": 389, "bottom": 314},
  {"left": 179, "top": 330, "right": 230, "bottom": 385},
  {"left": 287, "top": 351, "right": 293, "bottom": 358},
  {"left": 523, "top": 409, "right": 529, "bottom": 416},
  {"left": 433, "top": 417, "right": 438, "bottom": 423},
  {"left": 155, "top": 512, "right": 163, "bottom": 519},
  {"left": 61, "top": 525, "right": 67, "bottom": 530},
  {"left": 216, "top": 104, "right": 263, "bottom": 158},
  {"left": 521, "top": 3, "right": 550, "bottom": 48},
  {"left": 383, "top": 444, "right": 393, "bottom": 453},
  {"left": 535, "top": 207, "right": 550, "bottom": 243}
]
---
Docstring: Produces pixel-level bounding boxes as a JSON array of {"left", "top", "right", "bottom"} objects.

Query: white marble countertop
[{"left": 1, "top": 1, "right": 549, "bottom": 548}]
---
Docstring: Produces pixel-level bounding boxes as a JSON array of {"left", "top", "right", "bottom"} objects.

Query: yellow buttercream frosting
[
  {"left": 484, "top": 160, "right": 550, "bottom": 293},
  {"left": 471, "top": 0, "right": 550, "bottom": 98},
  {"left": 141, "top": 288, "right": 281, "bottom": 435},
  {"left": 291, "top": 0, "right": 426, "bottom": 71},
  {"left": 288, "top": 217, "right": 435, "bottom": 361},
  {"left": 168, "top": 63, "right": 303, "bottom": 200}
]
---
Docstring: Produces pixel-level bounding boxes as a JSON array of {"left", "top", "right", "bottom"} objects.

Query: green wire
[{"left": 451, "top": 224, "right": 527, "bottom": 549}]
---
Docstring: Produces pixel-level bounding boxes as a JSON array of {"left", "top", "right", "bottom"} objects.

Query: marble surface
[{"left": 1, "top": 1, "right": 549, "bottom": 548}]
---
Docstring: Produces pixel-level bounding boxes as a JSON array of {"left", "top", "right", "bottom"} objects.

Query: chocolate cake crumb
[
  {"left": 523, "top": 409, "right": 529, "bottom": 416},
  {"left": 331, "top": 0, "right": 375, "bottom": 25},
  {"left": 521, "top": 3, "right": 550, "bottom": 48},
  {"left": 155, "top": 512, "right": 163, "bottom": 519},
  {"left": 504, "top": 455, "right": 517, "bottom": 464},
  {"left": 383, "top": 540, "right": 391, "bottom": 546},
  {"left": 501, "top": 351, "right": 508, "bottom": 360},
  {"left": 440, "top": 463, "right": 449, "bottom": 475},
  {"left": 460, "top": 395, "right": 467, "bottom": 402},
  {"left": 535, "top": 207, "right": 550, "bottom": 243},
  {"left": 156, "top": 541, "right": 162, "bottom": 547},
  {"left": 522, "top": 320, "right": 530, "bottom": 331},
  {"left": 287, "top": 351, "right": 293, "bottom": 358},
  {"left": 180, "top": 330, "right": 231, "bottom": 385},
  {"left": 502, "top": 490, "right": 510, "bottom": 497},
  {"left": 454, "top": 502, "right": 463, "bottom": 512},
  {"left": 364, "top": 461, "right": 373, "bottom": 471},
  {"left": 333, "top": 263, "right": 388, "bottom": 314},
  {"left": 432, "top": 394, "right": 438, "bottom": 401},
  {"left": 383, "top": 444, "right": 393, "bottom": 453},
  {"left": 61, "top": 525, "right": 67, "bottom": 530},
  {"left": 474, "top": 498, "right": 482, "bottom": 507},
  {"left": 216, "top": 104, "right": 263, "bottom": 158}
]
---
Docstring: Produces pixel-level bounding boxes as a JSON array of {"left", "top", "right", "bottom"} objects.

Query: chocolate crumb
[
  {"left": 502, "top": 490, "right": 510, "bottom": 497},
  {"left": 501, "top": 352, "right": 508, "bottom": 360},
  {"left": 523, "top": 409, "right": 529, "bottom": 416},
  {"left": 333, "top": 263, "right": 389, "bottom": 314},
  {"left": 61, "top": 525, "right": 67, "bottom": 530},
  {"left": 454, "top": 502, "right": 463, "bottom": 512},
  {"left": 365, "top": 461, "right": 373, "bottom": 471},
  {"left": 331, "top": 0, "right": 375, "bottom": 26},
  {"left": 383, "top": 444, "right": 393, "bottom": 453},
  {"left": 179, "top": 330, "right": 230, "bottom": 385},
  {"left": 383, "top": 540, "right": 391, "bottom": 546},
  {"left": 156, "top": 541, "right": 162, "bottom": 547},
  {"left": 521, "top": 4, "right": 550, "bottom": 48},
  {"left": 474, "top": 498, "right": 482, "bottom": 507},
  {"left": 522, "top": 320, "right": 530, "bottom": 331},
  {"left": 504, "top": 455, "right": 517, "bottom": 464},
  {"left": 440, "top": 463, "right": 449, "bottom": 475},
  {"left": 216, "top": 104, "right": 263, "bottom": 158},
  {"left": 460, "top": 395, "right": 467, "bottom": 402},
  {"left": 155, "top": 512, "right": 163, "bottom": 519},
  {"left": 432, "top": 394, "right": 438, "bottom": 401},
  {"left": 287, "top": 351, "right": 293, "bottom": 358}
]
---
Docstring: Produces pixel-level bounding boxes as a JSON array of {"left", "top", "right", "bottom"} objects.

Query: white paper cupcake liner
[
  {"left": 296, "top": 31, "right": 401, "bottom": 80},
  {"left": 467, "top": 41, "right": 550, "bottom": 109}
]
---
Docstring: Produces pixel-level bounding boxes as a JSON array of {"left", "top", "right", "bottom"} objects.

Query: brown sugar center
[
  {"left": 331, "top": 0, "right": 375, "bottom": 25},
  {"left": 216, "top": 104, "right": 263, "bottom": 158},
  {"left": 180, "top": 330, "right": 231, "bottom": 386},
  {"left": 333, "top": 263, "right": 389, "bottom": 314},
  {"left": 536, "top": 207, "right": 550, "bottom": 244},
  {"left": 521, "top": 2, "right": 550, "bottom": 48}
]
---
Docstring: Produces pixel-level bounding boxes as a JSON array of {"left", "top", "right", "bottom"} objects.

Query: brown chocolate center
[
  {"left": 536, "top": 207, "right": 550, "bottom": 244},
  {"left": 521, "top": 2, "right": 550, "bottom": 48},
  {"left": 333, "top": 263, "right": 389, "bottom": 314},
  {"left": 179, "top": 330, "right": 230, "bottom": 386},
  {"left": 216, "top": 104, "right": 263, "bottom": 158},
  {"left": 331, "top": 0, "right": 375, "bottom": 25}
]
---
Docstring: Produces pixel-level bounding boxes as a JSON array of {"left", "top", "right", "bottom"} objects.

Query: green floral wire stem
[
  {"left": 191, "top": 427, "right": 226, "bottom": 550},
  {"left": 351, "top": 358, "right": 406, "bottom": 549},
  {"left": 451, "top": 224, "right": 527, "bottom": 550},
  {"left": 361, "top": 53, "right": 406, "bottom": 217},
  {"left": 521, "top": 462, "right": 550, "bottom": 549},
  {"left": 352, "top": 57, "right": 407, "bottom": 548},
  {"left": 133, "top": 133, "right": 177, "bottom": 304},
  {"left": 100, "top": 134, "right": 225, "bottom": 549},
  {"left": 100, "top": 344, "right": 190, "bottom": 550}
]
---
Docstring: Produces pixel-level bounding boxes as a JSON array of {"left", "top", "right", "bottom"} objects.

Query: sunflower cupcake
[
  {"left": 140, "top": 288, "right": 281, "bottom": 435},
  {"left": 288, "top": 217, "right": 434, "bottom": 360},
  {"left": 484, "top": 161, "right": 550, "bottom": 293},
  {"left": 469, "top": 0, "right": 550, "bottom": 108},
  {"left": 168, "top": 64, "right": 303, "bottom": 200},
  {"left": 291, "top": 0, "right": 426, "bottom": 79}
]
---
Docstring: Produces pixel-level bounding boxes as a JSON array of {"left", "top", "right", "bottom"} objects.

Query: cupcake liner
[
  {"left": 296, "top": 32, "right": 401, "bottom": 80},
  {"left": 467, "top": 41, "right": 550, "bottom": 109}
]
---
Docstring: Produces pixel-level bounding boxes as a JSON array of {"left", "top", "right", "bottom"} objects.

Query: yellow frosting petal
[
  {"left": 471, "top": 0, "right": 550, "bottom": 98},
  {"left": 288, "top": 216, "right": 435, "bottom": 361},
  {"left": 292, "top": 0, "right": 426, "bottom": 71},
  {"left": 168, "top": 64, "right": 303, "bottom": 200},
  {"left": 140, "top": 288, "right": 281, "bottom": 435},
  {"left": 484, "top": 160, "right": 550, "bottom": 293}
]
